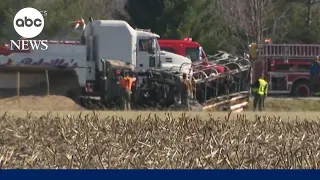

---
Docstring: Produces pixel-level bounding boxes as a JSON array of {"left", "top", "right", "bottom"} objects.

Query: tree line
[{"left": 0, "top": 0, "right": 319, "bottom": 55}]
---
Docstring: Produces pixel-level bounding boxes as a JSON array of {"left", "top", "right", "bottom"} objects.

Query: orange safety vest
[{"left": 119, "top": 77, "right": 135, "bottom": 90}]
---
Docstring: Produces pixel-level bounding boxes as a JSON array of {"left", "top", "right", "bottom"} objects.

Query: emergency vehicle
[{"left": 249, "top": 43, "right": 320, "bottom": 97}]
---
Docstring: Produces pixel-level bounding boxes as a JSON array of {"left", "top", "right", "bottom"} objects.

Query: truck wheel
[{"left": 291, "top": 81, "right": 310, "bottom": 97}]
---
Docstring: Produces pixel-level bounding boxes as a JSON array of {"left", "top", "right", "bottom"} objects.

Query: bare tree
[
  {"left": 220, "top": 0, "right": 273, "bottom": 45},
  {"left": 269, "top": 4, "right": 290, "bottom": 42}
]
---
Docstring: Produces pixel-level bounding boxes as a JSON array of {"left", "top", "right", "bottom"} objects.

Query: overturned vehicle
[{"left": 80, "top": 51, "right": 251, "bottom": 112}]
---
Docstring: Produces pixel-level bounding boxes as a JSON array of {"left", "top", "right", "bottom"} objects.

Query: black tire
[{"left": 290, "top": 81, "right": 310, "bottom": 97}]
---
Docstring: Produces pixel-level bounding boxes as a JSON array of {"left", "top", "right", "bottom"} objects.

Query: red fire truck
[
  {"left": 249, "top": 43, "right": 320, "bottom": 97},
  {"left": 158, "top": 38, "right": 207, "bottom": 62}
]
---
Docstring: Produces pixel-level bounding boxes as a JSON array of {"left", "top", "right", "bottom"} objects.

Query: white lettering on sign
[{"left": 10, "top": 40, "right": 48, "bottom": 51}]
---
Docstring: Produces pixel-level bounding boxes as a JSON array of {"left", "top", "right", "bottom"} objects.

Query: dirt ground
[
  {"left": 0, "top": 70, "right": 84, "bottom": 111},
  {"left": 0, "top": 95, "right": 83, "bottom": 111},
  {"left": 0, "top": 95, "right": 319, "bottom": 112},
  {"left": 0, "top": 95, "right": 317, "bottom": 122},
  {"left": 248, "top": 97, "right": 320, "bottom": 111}
]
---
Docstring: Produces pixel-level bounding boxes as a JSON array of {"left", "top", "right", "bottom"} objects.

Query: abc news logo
[
  {"left": 15, "top": 10, "right": 47, "bottom": 28},
  {"left": 15, "top": 17, "right": 42, "bottom": 28},
  {"left": 11, "top": 8, "right": 48, "bottom": 51}
]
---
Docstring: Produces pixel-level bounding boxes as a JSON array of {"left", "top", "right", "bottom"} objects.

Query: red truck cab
[
  {"left": 158, "top": 38, "right": 207, "bottom": 62},
  {"left": 158, "top": 38, "right": 227, "bottom": 74}
]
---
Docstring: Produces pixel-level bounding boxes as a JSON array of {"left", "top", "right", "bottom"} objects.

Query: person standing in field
[
  {"left": 251, "top": 73, "right": 268, "bottom": 111},
  {"left": 181, "top": 73, "right": 193, "bottom": 110},
  {"left": 261, "top": 77, "right": 268, "bottom": 110},
  {"left": 119, "top": 72, "right": 136, "bottom": 110}
]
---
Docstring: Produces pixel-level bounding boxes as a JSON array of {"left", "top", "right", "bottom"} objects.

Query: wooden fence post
[
  {"left": 45, "top": 69, "right": 50, "bottom": 96},
  {"left": 16, "top": 71, "right": 20, "bottom": 97}
]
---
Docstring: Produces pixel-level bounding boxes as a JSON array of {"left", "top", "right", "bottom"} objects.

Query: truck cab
[
  {"left": 158, "top": 39, "right": 230, "bottom": 75},
  {"left": 83, "top": 20, "right": 192, "bottom": 76},
  {"left": 158, "top": 39, "right": 207, "bottom": 62}
]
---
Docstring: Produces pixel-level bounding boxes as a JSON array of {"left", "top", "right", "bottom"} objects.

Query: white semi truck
[
  {"left": 84, "top": 20, "right": 191, "bottom": 73},
  {"left": 0, "top": 19, "right": 191, "bottom": 90},
  {"left": 82, "top": 19, "right": 192, "bottom": 90}
]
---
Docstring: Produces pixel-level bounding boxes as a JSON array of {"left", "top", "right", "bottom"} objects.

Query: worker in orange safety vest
[{"left": 119, "top": 72, "right": 136, "bottom": 110}]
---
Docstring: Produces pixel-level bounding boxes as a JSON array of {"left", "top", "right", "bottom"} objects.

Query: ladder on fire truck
[{"left": 252, "top": 44, "right": 320, "bottom": 59}]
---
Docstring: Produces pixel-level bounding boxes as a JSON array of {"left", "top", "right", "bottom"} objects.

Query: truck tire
[{"left": 290, "top": 81, "right": 310, "bottom": 97}]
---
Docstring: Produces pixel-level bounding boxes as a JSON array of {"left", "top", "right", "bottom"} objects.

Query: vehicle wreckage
[
  {"left": 0, "top": 18, "right": 251, "bottom": 112},
  {"left": 80, "top": 51, "right": 251, "bottom": 112}
]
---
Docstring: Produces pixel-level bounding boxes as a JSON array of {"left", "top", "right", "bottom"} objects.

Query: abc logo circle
[{"left": 13, "top": 7, "right": 44, "bottom": 39}]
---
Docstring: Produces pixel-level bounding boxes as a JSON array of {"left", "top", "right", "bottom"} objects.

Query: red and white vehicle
[
  {"left": 158, "top": 38, "right": 207, "bottom": 62},
  {"left": 249, "top": 43, "right": 320, "bottom": 97},
  {"left": 158, "top": 38, "right": 227, "bottom": 75}
]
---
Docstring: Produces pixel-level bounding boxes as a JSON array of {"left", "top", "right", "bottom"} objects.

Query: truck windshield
[
  {"left": 138, "top": 38, "right": 161, "bottom": 54},
  {"left": 139, "top": 39, "right": 150, "bottom": 51},
  {"left": 185, "top": 47, "right": 200, "bottom": 62}
]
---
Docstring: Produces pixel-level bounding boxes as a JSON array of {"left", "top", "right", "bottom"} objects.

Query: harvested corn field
[{"left": 0, "top": 111, "right": 320, "bottom": 169}]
